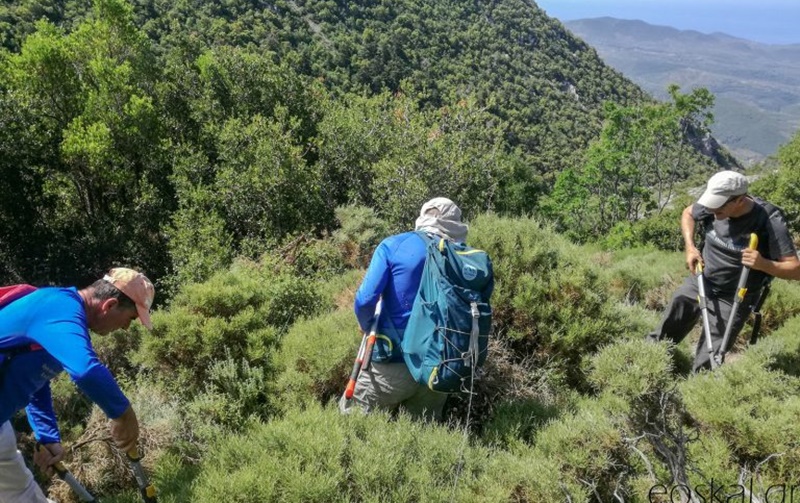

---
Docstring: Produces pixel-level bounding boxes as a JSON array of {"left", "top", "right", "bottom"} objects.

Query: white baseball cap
[{"left": 697, "top": 171, "right": 748, "bottom": 210}]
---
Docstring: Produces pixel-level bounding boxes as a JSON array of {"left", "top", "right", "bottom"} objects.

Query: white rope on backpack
[{"left": 448, "top": 345, "right": 477, "bottom": 503}]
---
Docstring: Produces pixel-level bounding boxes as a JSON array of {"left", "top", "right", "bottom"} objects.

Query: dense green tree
[
  {"left": 315, "top": 92, "right": 522, "bottom": 229},
  {"left": 543, "top": 86, "right": 718, "bottom": 242},
  {"left": 750, "top": 129, "right": 800, "bottom": 238},
  {"left": 1, "top": 0, "right": 173, "bottom": 285}
]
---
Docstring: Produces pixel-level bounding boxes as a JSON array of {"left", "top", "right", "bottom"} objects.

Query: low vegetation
[{"left": 28, "top": 203, "right": 800, "bottom": 503}]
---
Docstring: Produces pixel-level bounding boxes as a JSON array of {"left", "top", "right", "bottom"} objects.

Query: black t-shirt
[{"left": 693, "top": 197, "right": 797, "bottom": 294}]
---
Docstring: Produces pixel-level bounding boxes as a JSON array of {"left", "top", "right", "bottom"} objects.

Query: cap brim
[
  {"left": 137, "top": 305, "right": 153, "bottom": 330},
  {"left": 697, "top": 192, "right": 729, "bottom": 210}
]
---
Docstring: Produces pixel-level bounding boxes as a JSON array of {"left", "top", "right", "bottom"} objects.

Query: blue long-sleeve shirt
[
  {"left": 354, "top": 232, "right": 427, "bottom": 362},
  {"left": 0, "top": 287, "right": 130, "bottom": 443}
]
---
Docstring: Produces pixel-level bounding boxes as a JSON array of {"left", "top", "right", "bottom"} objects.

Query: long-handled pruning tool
[
  {"left": 748, "top": 278, "right": 772, "bottom": 346},
  {"left": 127, "top": 446, "right": 157, "bottom": 503},
  {"left": 344, "top": 300, "right": 382, "bottom": 400},
  {"left": 695, "top": 262, "right": 718, "bottom": 370},
  {"left": 714, "top": 233, "right": 759, "bottom": 366},
  {"left": 37, "top": 444, "right": 96, "bottom": 502}
]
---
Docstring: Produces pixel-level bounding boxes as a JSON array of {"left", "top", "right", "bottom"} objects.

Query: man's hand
[
  {"left": 110, "top": 405, "right": 139, "bottom": 454},
  {"left": 742, "top": 248, "right": 766, "bottom": 271},
  {"left": 33, "top": 442, "right": 64, "bottom": 477},
  {"left": 685, "top": 245, "right": 702, "bottom": 274}
]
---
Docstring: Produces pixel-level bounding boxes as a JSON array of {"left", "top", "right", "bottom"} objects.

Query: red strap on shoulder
[{"left": 0, "top": 284, "right": 37, "bottom": 308}]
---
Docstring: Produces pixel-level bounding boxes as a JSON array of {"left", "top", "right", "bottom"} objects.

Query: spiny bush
[
  {"left": 468, "top": 214, "right": 643, "bottom": 388},
  {"left": 272, "top": 307, "right": 359, "bottom": 412},
  {"left": 587, "top": 339, "right": 701, "bottom": 500},
  {"left": 481, "top": 398, "right": 562, "bottom": 451},
  {"left": 743, "top": 278, "right": 800, "bottom": 340},
  {"left": 680, "top": 324, "right": 800, "bottom": 484},
  {"left": 190, "top": 404, "right": 585, "bottom": 503},
  {"left": 597, "top": 248, "right": 685, "bottom": 309},
  {"left": 685, "top": 431, "right": 739, "bottom": 493},
  {"left": 133, "top": 258, "right": 322, "bottom": 394},
  {"left": 588, "top": 339, "right": 674, "bottom": 401},
  {"left": 747, "top": 314, "right": 800, "bottom": 377},
  {"left": 331, "top": 204, "right": 391, "bottom": 269},
  {"left": 185, "top": 354, "right": 273, "bottom": 434},
  {"left": 533, "top": 395, "right": 631, "bottom": 501}
]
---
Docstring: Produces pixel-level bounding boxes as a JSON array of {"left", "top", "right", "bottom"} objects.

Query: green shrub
[
  {"left": 598, "top": 248, "right": 685, "bottom": 309},
  {"left": 190, "top": 404, "right": 584, "bottom": 503},
  {"left": 133, "top": 259, "right": 321, "bottom": 395},
  {"left": 680, "top": 346, "right": 800, "bottom": 482},
  {"left": 272, "top": 307, "right": 358, "bottom": 412},
  {"left": 744, "top": 278, "right": 800, "bottom": 341},
  {"left": 603, "top": 204, "right": 688, "bottom": 252},
  {"left": 45, "top": 374, "right": 92, "bottom": 441},
  {"left": 332, "top": 204, "right": 391, "bottom": 269},
  {"left": 185, "top": 354, "right": 274, "bottom": 433},
  {"left": 749, "top": 315, "right": 800, "bottom": 378},
  {"left": 468, "top": 214, "right": 643, "bottom": 388},
  {"left": 589, "top": 339, "right": 674, "bottom": 401},
  {"left": 472, "top": 448, "right": 588, "bottom": 503},
  {"left": 685, "top": 431, "right": 739, "bottom": 491},
  {"left": 481, "top": 399, "right": 561, "bottom": 451},
  {"left": 750, "top": 133, "right": 800, "bottom": 239},
  {"left": 287, "top": 234, "right": 348, "bottom": 279},
  {"left": 533, "top": 395, "right": 630, "bottom": 501}
]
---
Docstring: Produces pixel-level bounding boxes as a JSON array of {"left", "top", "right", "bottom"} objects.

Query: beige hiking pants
[{"left": 339, "top": 362, "right": 448, "bottom": 421}]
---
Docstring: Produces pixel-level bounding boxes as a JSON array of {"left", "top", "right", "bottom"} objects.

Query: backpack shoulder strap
[
  {"left": 694, "top": 207, "right": 714, "bottom": 253},
  {"left": 415, "top": 230, "right": 449, "bottom": 254},
  {"left": 751, "top": 197, "right": 788, "bottom": 248},
  {"left": 0, "top": 284, "right": 37, "bottom": 308},
  {"left": 0, "top": 284, "right": 41, "bottom": 364}
]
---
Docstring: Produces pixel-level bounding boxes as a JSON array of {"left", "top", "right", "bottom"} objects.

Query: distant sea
[{"left": 535, "top": 0, "right": 800, "bottom": 45}]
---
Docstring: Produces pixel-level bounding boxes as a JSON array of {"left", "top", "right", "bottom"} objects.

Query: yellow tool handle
[{"left": 748, "top": 233, "right": 758, "bottom": 250}]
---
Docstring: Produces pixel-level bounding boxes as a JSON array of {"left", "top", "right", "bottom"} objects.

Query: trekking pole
[
  {"left": 695, "top": 262, "right": 718, "bottom": 370},
  {"left": 127, "top": 446, "right": 157, "bottom": 503},
  {"left": 344, "top": 299, "right": 381, "bottom": 399},
  {"left": 37, "top": 444, "right": 96, "bottom": 502},
  {"left": 360, "top": 299, "right": 382, "bottom": 373},
  {"left": 344, "top": 333, "right": 368, "bottom": 400},
  {"left": 715, "top": 233, "right": 758, "bottom": 366}
]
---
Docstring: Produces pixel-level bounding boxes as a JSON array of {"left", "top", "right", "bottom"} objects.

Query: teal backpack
[{"left": 402, "top": 232, "right": 493, "bottom": 393}]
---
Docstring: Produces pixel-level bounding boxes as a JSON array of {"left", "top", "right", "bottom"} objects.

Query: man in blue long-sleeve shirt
[
  {"left": 340, "top": 198, "right": 468, "bottom": 420},
  {"left": 0, "top": 267, "right": 154, "bottom": 503}
]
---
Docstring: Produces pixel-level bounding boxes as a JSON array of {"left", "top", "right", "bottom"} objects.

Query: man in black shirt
[{"left": 646, "top": 171, "right": 800, "bottom": 371}]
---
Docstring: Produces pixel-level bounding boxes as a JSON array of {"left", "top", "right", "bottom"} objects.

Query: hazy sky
[{"left": 534, "top": 0, "right": 800, "bottom": 45}]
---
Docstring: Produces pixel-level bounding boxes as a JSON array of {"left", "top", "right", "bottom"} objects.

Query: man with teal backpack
[{"left": 340, "top": 198, "right": 493, "bottom": 420}]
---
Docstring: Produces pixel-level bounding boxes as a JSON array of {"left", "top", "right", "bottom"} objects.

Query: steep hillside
[
  {"left": 564, "top": 17, "right": 800, "bottom": 164},
  {"left": 0, "top": 0, "right": 733, "bottom": 288},
  {"left": 3, "top": 0, "right": 710, "bottom": 180}
]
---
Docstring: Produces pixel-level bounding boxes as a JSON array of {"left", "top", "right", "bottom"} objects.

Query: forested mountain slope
[
  {"left": 3, "top": 0, "right": 650, "bottom": 177},
  {"left": 564, "top": 17, "right": 800, "bottom": 165},
  {"left": 0, "top": 0, "right": 734, "bottom": 290}
]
